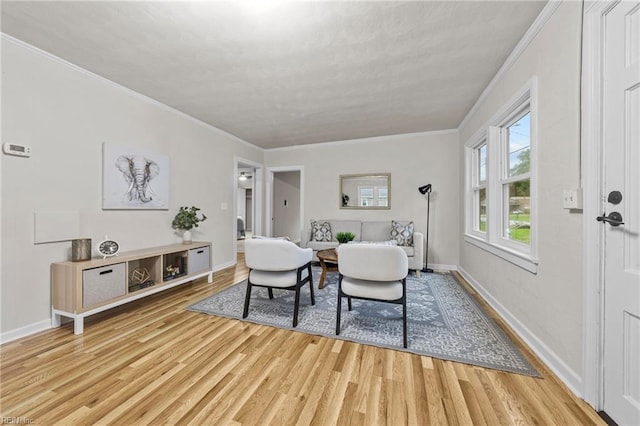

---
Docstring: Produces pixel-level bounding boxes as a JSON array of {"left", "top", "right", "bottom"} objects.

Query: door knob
[
  {"left": 607, "top": 190, "right": 623, "bottom": 205},
  {"left": 596, "top": 211, "right": 624, "bottom": 226}
]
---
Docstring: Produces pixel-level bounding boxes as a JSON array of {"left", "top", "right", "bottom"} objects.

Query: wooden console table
[{"left": 51, "top": 242, "right": 213, "bottom": 334}]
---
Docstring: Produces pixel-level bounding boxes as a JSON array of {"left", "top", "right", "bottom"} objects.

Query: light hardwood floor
[{"left": 1, "top": 254, "right": 604, "bottom": 425}]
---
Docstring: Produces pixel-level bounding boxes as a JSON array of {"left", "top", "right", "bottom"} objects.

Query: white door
[
  {"left": 272, "top": 171, "right": 301, "bottom": 241},
  {"left": 266, "top": 166, "right": 304, "bottom": 240},
  {"left": 602, "top": 2, "right": 640, "bottom": 425}
]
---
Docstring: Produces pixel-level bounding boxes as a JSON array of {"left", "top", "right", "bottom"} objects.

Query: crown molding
[
  {"left": 457, "top": 0, "right": 563, "bottom": 132},
  {"left": 1, "top": 33, "right": 263, "bottom": 152}
]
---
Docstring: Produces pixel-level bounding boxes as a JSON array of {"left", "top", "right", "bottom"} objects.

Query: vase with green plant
[
  {"left": 336, "top": 231, "right": 356, "bottom": 244},
  {"left": 172, "top": 206, "right": 207, "bottom": 243}
]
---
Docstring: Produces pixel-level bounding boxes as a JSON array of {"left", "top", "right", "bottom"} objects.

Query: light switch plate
[{"left": 563, "top": 189, "right": 583, "bottom": 209}]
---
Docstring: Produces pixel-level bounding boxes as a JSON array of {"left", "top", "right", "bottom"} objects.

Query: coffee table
[{"left": 317, "top": 248, "right": 338, "bottom": 289}]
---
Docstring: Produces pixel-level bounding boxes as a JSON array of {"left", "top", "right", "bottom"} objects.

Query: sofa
[{"left": 300, "top": 220, "right": 424, "bottom": 273}]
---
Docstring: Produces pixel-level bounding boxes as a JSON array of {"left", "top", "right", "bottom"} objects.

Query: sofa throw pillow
[
  {"left": 390, "top": 220, "right": 414, "bottom": 246},
  {"left": 311, "top": 220, "right": 332, "bottom": 242}
]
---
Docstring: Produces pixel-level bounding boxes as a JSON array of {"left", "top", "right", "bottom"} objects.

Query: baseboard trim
[
  {"left": 0, "top": 319, "right": 52, "bottom": 344},
  {"left": 213, "top": 260, "right": 236, "bottom": 273},
  {"left": 457, "top": 266, "right": 583, "bottom": 397},
  {"left": 431, "top": 263, "right": 458, "bottom": 272}
]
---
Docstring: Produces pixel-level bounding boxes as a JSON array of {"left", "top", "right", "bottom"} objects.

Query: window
[
  {"left": 358, "top": 186, "right": 387, "bottom": 207},
  {"left": 503, "top": 111, "right": 531, "bottom": 244},
  {"left": 359, "top": 187, "right": 373, "bottom": 206},
  {"left": 465, "top": 80, "right": 537, "bottom": 273},
  {"left": 378, "top": 188, "right": 388, "bottom": 207},
  {"left": 471, "top": 142, "right": 488, "bottom": 233}
]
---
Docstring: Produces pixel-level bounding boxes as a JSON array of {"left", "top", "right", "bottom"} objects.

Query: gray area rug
[{"left": 188, "top": 268, "right": 539, "bottom": 376}]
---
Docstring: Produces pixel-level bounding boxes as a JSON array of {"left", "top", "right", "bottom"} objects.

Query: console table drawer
[
  {"left": 188, "top": 247, "right": 210, "bottom": 275},
  {"left": 83, "top": 263, "right": 126, "bottom": 308}
]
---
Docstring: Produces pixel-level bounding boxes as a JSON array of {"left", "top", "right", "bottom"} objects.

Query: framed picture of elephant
[{"left": 102, "top": 143, "right": 170, "bottom": 210}]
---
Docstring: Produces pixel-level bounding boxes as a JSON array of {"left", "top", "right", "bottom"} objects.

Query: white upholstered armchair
[
  {"left": 243, "top": 238, "right": 314, "bottom": 327},
  {"left": 336, "top": 244, "right": 409, "bottom": 347}
]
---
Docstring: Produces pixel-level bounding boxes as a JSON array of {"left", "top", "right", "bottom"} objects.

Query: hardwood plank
[
  {"left": 0, "top": 254, "right": 605, "bottom": 425},
  {"left": 363, "top": 374, "right": 383, "bottom": 425},
  {"left": 465, "top": 367, "right": 504, "bottom": 426},
  {"left": 294, "top": 341, "right": 340, "bottom": 424},
  {"left": 424, "top": 360, "right": 449, "bottom": 424},
  {"left": 407, "top": 354, "right": 429, "bottom": 425},
  {"left": 387, "top": 378, "right": 407, "bottom": 425},
  {"left": 459, "top": 378, "right": 488, "bottom": 426}
]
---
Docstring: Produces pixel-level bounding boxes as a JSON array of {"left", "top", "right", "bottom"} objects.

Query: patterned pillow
[
  {"left": 390, "top": 220, "right": 414, "bottom": 246},
  {"left": 310, "top": 220, "right": 332, "bottom": 242}
]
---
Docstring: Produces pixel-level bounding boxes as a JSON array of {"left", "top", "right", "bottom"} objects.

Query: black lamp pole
[{"left": 418, "top": 184, "right": 433, "bottom": 273}]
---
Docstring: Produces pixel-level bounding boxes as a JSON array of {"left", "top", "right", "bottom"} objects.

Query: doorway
[
  {"left": 237, "top": 169, "right": 254, "bottom": 239},
  {"left": 266, "top": 166, "right": 304, "bottom": 243},
  {"left": 234, "top": 158, "right": 263, "bottom": 257},
  {"left": 582, "top": 2, "right": 640, "bottom": 425}
]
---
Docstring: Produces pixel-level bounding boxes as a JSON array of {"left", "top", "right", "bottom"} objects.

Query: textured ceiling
[{"left": 1, "top": 1, "right": 546, "bottom": 149}]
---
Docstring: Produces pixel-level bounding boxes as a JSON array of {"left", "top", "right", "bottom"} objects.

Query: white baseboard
[
  {"left": 212, "top": 260, "right": 236, "bottom": 272},
  {"left": 432, "top": 263, "right": 458, "bottom": 272},
  {"left": 0, "top": 319, "right": 52, "bottom": 344},
  {"left": 1, "top": 261, "right": 238, "bottom": 344},
  {"left": 457, "top": 266, "right": 583, "bottom": 397}
]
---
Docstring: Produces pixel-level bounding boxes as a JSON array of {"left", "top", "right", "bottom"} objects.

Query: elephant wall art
[{"left": 102, "top": 143, "right": 169, "bottom": 209}]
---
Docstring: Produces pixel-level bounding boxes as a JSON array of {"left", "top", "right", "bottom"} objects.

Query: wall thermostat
[{"left": 3, "top": 143, "right": 32, "bottom": 157}]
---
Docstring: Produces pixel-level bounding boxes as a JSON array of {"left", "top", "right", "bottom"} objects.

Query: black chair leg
[
  {"left": 243, "top": 282, "right": 252, "bottom": 319},
  {"left": 336, "top": 290, "right": 342, "bottom": 336},
  {"left": 268, "top": 288, "right": 274, "bottom": 299},
  {"left": 402, "top": 278, "right": 408, "bottom": 348},
  {"left": 347, "top": 297, "right": 352, "bottom": 311},
  {"left": 402, "top": 301, "right": 408, "bottom": 348},
  {"left": 293, "top": 286, "right": 301, "bottom": 327},
  {"left": 308, "top": 265, "right": 315, "bottom": 305}
]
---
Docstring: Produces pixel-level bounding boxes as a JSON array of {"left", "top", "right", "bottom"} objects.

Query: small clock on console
[{"left": 96, "top": 236, "right": 120, "bottom": 259}]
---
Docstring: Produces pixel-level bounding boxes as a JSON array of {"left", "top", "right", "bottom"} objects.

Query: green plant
[
  {"left": 336, "top": 231, "right": 356, "bottom": 244},
  {"left": 172, "top": 206, "right": 207, "bottom": 231}
]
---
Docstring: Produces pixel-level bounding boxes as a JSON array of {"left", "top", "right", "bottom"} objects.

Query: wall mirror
[{"left": 340, "top": 173, "right": 391, "bottom": 209}]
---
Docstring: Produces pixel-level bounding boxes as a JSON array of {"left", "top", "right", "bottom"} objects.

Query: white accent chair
[
  {"left": 243, "top": 238, "right": 314, "bottom": 327},
  {"left": 336, "top": 244, "right": 409, "bottom": 347}
]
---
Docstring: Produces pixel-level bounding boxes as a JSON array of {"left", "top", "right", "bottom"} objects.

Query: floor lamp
[{"left": 418, "top": 184, "right": 433, "bottom": 273}]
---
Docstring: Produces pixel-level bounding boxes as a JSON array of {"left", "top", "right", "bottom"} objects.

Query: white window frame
[
  {"left": 378, "top": 187, "right": 388, "bottom": 207},
  {"left": 358, "top": 187, "right": 374, "bottom": 206},
  {"left": 468, "top": 137, "right": 488, "bottom": 239},
  {"left": 497, "top": 106, "right": 532, "bottom": 251},
  {"left": 464, "top": 78, "right": 538, "bottom": 273}
]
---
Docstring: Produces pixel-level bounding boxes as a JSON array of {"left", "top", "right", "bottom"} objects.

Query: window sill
[{"left": 464, "top": 234, "right": 538, "bottom": 274}]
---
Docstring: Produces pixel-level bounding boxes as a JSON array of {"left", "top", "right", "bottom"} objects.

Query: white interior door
[
  {"left": 602, "top": 2, "right": 640, "bottom": 425},
  {"left": 272, "top": 171, "right": 301, "bottom": 242},
  {"left": 266, "top": 166, "right": 304, "bottom": 239}
]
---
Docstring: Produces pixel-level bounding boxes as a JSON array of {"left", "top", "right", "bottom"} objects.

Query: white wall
[
  {"left": 264, "top": 130, "right": 460, "bottom": 269},
  {"left": 458, "top": 2, "right": 584, "bottom": 390},
  {"left": 0, "top": 37, "right": 263, "bottom": 336}
]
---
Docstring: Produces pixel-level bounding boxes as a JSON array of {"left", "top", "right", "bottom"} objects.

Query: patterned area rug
[{"left": 188, "top": 269, "right": 539, "bottom": 376}]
